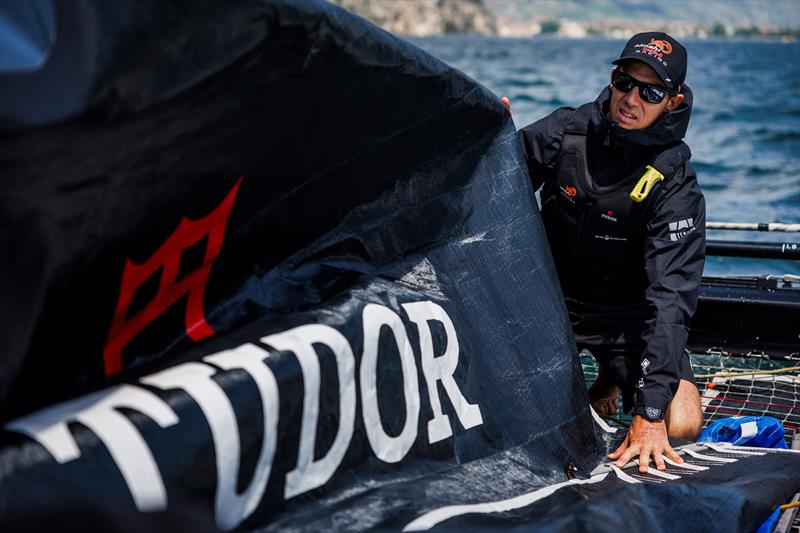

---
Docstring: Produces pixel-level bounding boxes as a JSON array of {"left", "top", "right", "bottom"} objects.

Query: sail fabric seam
[
  {"left": 711, "top": 443, "right": 800, "bottom": 454},
  {"left": 683, "top": 449, "right": 737, "bottom": 463},
  {"left": 631, "top": 462, "right": 681, "bottom": 480},
  {"left": 610, "top": 464, "right": 641, "bottom": 484},
  {"left": 703, "top": 443, "right": 765, "bottom": 456},
  {"left": 590, "top": 405, "right": 618, "bottom": 433},
  {"left": 664, "top": 456, "right": 707, "bottom": 471},
  {"left": 401, "top": 473, "right": 609, "bottom": 531}
]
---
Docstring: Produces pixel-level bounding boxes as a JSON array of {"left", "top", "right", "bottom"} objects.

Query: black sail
[{"left": 0, "top": 1, "right": 797, "bottom": 531}]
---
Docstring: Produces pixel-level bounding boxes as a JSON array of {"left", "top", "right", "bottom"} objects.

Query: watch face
[{"left": 645, "top": 407, "right": 662, "bottom": 420}]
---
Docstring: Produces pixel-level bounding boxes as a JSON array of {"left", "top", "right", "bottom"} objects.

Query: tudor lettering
[
  {"left": 142, "top": 344, "right": 279, "bottom": 531},
  {"left": 5, "top": 385, "right": 179, "bottom": 512},
  {"left": 6, "top": 300, "right": 483, "bottom": 531}
]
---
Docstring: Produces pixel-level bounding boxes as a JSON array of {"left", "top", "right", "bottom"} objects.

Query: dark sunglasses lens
[
  {"left": 641, "top": 85, "right": 666, "bottom": 104},
  {"left": 612, "top": 75, "right": 635, "bottom": 92},
  {"left": 614, "top": 73, "right": 667, "bottom": 104}
]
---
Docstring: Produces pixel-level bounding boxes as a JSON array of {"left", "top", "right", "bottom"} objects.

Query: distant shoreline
[
  {"left": 330, "top": 0, "right": 799, "bottom": 42},
  {"left": 405, "top": 34, "right": 799, "bottom": 43}
]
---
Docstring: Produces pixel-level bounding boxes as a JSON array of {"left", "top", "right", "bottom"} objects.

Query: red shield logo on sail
[{"left": 102, "top": 177, "right": 242, "bottom": 376}]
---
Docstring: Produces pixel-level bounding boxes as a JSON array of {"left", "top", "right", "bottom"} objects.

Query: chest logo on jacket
[
  {"left": 601, "top": 210, "right": 618, "bottom": 223},
  {"left": 559, "top": 185, "right": 577, "bottom": 204},
  {"left": 594, "top": 234, "right": 627, "bottom": 242}
]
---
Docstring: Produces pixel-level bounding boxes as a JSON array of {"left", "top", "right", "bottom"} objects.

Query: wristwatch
[{"left": 633, "top": 406, "right": 664, "bottom": 422}]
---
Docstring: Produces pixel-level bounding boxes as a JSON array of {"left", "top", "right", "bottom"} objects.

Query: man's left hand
[
  {"left": 500, "top": 96, "right": 512, "bottom": 115},
  {"left": 608, "top": 416, "right": 683, "bottom": 473}
]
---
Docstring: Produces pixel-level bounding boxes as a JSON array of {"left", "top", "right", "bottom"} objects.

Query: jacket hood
[{"left": 590, "top": 84, "right": 693, "bottom": 147}]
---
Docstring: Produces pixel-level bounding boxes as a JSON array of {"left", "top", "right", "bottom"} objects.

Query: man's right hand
[
  {"left": 608, "top": 415, "right": 683, "bottom": 473},
  {"left": 501, "top": 96, "right": 512, "bottom": 115}
]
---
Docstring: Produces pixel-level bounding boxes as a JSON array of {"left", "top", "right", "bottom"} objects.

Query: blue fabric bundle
[{"left": 699, "top": 416, "right": 788, "bottom": 449}]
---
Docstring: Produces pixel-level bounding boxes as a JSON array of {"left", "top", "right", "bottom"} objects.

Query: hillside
[
  {"left": 329, "top": 0, "right": 799, "bottom": 37},
  {"left": 330, "top": 0, "right": 496, "bottom": 36},
  {"left": 484, "top": 0, "right": 800, "bottom": 29}
]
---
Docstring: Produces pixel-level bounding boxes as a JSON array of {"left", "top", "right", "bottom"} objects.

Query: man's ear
[
  {"left": 666, "top": 93, "right": 685, "bottom": 112},
  {"left": 609, "top": 67, "right": 616, "bottom": 85}
]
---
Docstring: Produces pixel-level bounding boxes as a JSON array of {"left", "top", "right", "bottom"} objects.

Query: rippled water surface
[{"left": 411, "top": 37, "right": 800, "bottom": 276}]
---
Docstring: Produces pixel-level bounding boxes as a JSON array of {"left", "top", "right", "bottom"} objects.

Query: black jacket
[{"left": 519, "top": 86, "right": 705, "bottom": 413}]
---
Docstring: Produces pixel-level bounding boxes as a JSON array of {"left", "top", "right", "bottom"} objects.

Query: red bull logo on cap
[
  {"left": 633, "top": 39, "right": 672, "bottom": 66},
  {"left": 649, "top": 38, "right": 673, "bottom": 54}
]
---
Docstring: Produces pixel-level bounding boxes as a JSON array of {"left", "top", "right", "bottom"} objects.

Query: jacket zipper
[{"left": 573, "top": 200, "right": 593, "bottom": 257}]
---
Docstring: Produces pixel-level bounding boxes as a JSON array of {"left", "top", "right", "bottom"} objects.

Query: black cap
[{"left": 612, "top": 32, "right": 687, "bottom": 92}]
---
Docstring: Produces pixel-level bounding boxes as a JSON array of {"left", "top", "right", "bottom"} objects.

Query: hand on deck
[{"left": 608, "top": 415, "right": 683, "bottom": 473}]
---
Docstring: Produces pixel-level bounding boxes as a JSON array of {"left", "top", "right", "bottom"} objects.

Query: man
[{"left": 506, "top": 32, "right": 705, "bottom": 473}]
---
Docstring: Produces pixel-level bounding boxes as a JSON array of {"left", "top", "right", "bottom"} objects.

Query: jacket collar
[{"left": 590, "top": 84, "right": 693, "bottom": 147}]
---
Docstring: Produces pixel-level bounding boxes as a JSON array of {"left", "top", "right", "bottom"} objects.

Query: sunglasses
[{"left": 611, "top": 71, "right": 674, "bottom": 104}]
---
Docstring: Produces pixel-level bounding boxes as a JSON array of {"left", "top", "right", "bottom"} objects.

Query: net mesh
[{"left": 580, "top": 350, "right": 800, "bottom": 446}]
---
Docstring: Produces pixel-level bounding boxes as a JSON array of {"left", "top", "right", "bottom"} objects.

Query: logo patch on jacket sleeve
[{"left": 668, "top": 218, "right": 695, "bottom": 241}]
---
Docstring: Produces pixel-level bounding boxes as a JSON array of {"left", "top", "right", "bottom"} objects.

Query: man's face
[{"left": 607, "top": 60, "right": 684, "bottom": 130}]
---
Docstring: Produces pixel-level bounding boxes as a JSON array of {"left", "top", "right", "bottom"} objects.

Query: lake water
[{"left": 410, "top": 36, "right": 800, "bottom": 277}]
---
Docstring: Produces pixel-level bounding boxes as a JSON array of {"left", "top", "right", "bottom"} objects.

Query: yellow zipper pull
[{"left": 630, "top": 165, "right": 665, "bottom": 203}]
